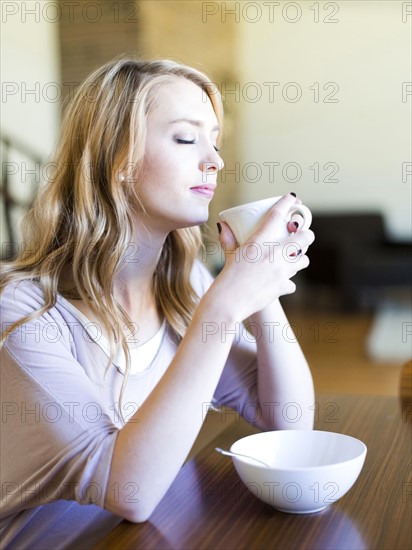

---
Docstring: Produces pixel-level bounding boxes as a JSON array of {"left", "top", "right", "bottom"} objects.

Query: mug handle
[{"left": 289, "top": 204, "right": 312, "bottom": 230}]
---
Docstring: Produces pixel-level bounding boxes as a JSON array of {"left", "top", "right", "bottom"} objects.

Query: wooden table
[{"left": 94, "top": 394, "right": 412, "bottom": 550}]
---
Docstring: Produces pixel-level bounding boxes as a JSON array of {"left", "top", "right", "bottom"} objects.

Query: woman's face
[{"left": 135, "top": 77, "right": 224, "bottom": 233}]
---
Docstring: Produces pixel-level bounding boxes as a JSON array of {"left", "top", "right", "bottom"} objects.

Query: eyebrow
[{"left": 169, "top": 118, "right": 220, "bottom": 132}]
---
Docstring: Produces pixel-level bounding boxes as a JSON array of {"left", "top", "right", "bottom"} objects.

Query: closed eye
[
  {"left": 176, "top": 138, "right": 220, "bottom": 153},
  {"left": 176, "top": 138, "right": 195, "bottom": 144}
]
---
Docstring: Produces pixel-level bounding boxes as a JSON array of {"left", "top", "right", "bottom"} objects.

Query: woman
[{"left": 0, "top": 58, "right": 315, "bottom": 544}]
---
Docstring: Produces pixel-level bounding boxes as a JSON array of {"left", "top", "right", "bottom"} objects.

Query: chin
[
  {"left": 180, "top": 217, "right": 209, "bottom": 229},
  {"left": 183, "top": 203, "right": 210, "bottom": 224}
]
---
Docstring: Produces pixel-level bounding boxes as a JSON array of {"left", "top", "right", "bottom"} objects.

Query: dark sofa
[{"left": 303, "top": 212, "right": 412, "bottom": 309}]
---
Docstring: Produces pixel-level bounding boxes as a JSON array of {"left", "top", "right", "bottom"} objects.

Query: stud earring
[{"left": 119, "top": 173, "right": 125, "bottom": 182}]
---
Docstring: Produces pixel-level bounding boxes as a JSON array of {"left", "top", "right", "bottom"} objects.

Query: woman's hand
[{"left": 215, "top": 193, "right": 315, "bottom": 321}]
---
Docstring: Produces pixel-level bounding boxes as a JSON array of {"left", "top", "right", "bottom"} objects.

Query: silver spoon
[{"left": 215, "top": 447, "right": 271, "bottom": 468}]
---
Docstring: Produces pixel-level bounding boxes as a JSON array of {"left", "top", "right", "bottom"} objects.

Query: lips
[{"left": 190, "top": 184, "right": 216, "bottom": 198}]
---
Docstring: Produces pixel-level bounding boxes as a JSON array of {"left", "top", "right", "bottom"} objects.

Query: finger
[
  {"left": 283, "top": 240, "right": 302, "bottom": 258},
  {"left": 217, "top": 220, "right": 238, "bottom": 252},
  {"left": 286, "top": 254, "right": 310, "bottom": 275},
  {"left": 295, "top": 254, "right": 310, "bottom": 271},
  {"left": 280, "top": 280, "right": 297, "bottom": 296},
  {"left": 284, "top": 229, "right": 315, "bottom": 251},
  {"left": 288, "top": 247, "right": 302, "bottom": 258},
  {"left": 268, "top": 193, "right": 298, "bottom": 219},
  {"left": 287, "top": 213, "right": 305, "bottom": 234},
  {"left": 253, "top": 193, "right": 298, "bottom": 240},
  {"left": 298, "top": 229, "right": 315, "bottom": 251},
  {"left": 282, "top": 231, "right": 314, "bottom": 260}
]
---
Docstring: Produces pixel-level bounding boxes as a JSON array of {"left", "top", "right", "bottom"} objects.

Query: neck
[{"left": 113, "top": 222, "right": 168, "bottom": 319}]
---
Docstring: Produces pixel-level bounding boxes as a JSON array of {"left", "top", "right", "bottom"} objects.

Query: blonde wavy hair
[{"left": 1, "top": 58, "right": 224, "bottom": 386}]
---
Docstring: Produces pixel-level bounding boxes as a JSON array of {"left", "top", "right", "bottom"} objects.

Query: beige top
[{"left": 0, "top": 260, "right": 259, "bottom": 548}]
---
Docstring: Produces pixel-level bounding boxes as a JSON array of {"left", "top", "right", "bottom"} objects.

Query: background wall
[
  {"left": 1, "top": 1, "right": 61, "bottom": 249},
  {"left": 1, "top": 1, "right": 411, "bottom": 250},
  {"left": 1, "top": 1, "right": 60, "bottom": 159},
  {"left": 59, "top": 0, "right": 138, "bottom": 104},
  {"left": 232, "top": 1, "right": 411, "bottom": 240}
]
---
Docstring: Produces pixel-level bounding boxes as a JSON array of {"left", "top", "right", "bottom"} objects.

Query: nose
[
  {"left": 201, "top": 162, "right": 218, "bottom": 172},
  {"left": 200, "top": 157, "right": 224, "bottom": 173},
  {"left": 200, "top": 144, "right": 224, "bottom": 173}
]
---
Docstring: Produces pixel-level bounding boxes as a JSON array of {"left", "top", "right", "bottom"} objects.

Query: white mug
[{"left": 219, "top": 196, "right": 312, "bottom": 244}]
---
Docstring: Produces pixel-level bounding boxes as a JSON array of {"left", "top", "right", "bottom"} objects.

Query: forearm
[
  {"left": 106, "top": 284, "right": 238, "bottom": 522},
  {"left": 249, "top": 299, "right": 315, "bottom": 430},
  {"left": 106, "top": 196, "right": 316, "bottom": 521}
]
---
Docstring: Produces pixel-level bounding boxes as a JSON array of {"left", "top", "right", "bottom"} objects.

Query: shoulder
[
  {"left": 190, "top": 259, "right": 215, "bottom": 297},
  {"left": 0, "top": 280, "right": 74, "bottom": 346},
  {"left": 1, "top": 280, "right": 47, "bottom": 323},
  {"left": 1, "top": 280, "right": 91, "bottom": 371}
]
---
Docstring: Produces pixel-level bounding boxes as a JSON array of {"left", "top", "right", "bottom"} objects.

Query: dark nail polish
[
  {"left": 217, "top": 222, "right": 222, "bottom": 234},
  {"left": 290, "top": 192, "right": 297, "bottom": 197}
]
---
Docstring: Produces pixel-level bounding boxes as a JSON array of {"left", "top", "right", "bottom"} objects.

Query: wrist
[
  {"left": 249, "top": 299, "right": 283, "bottom": 324},
  {"left": 199, "top": 277, "right": 243, "bottom": 327}
]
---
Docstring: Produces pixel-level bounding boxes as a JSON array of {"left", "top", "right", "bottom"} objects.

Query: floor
[{"left": 286, "top": 308, "right": 403, "bottom": 396}]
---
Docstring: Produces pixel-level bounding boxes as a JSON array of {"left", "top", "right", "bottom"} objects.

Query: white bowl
[{"left": 230, "top": 430, "right": 367, "bottom": 514}]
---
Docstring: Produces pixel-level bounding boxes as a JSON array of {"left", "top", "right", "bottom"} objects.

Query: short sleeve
[{"left": 0, "top": 282, "right": 119, "bottom": 522}]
